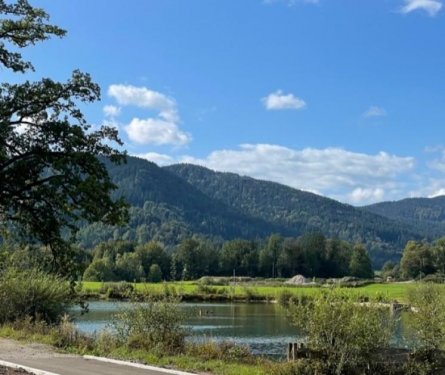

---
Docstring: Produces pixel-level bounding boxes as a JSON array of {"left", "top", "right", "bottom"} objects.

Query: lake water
[{"left": 71, "top": 301, "right": 300, "bottom": 358}]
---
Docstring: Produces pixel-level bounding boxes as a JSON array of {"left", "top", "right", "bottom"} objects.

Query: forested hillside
[
  {"left": 76, "top": 158, "right": 288, "bottom": 248},
  {"left": 77, "top": 157, "right": 430, "bottom": 266},
  {"left": 363, "top": 196, "right": 445, "bottom": 238},
  {"left": 165, "top": 163, "right": 425, "bottom": 265}
]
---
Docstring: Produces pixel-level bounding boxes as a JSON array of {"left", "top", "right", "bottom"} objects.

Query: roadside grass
[
  {"left": 81, "top": 281, "right": 434, "bottom": 303},
  {"left": 0, "top": 324, "right": 270, "bottom": 375}
]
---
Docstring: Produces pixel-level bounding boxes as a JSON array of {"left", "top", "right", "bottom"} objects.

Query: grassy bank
[
  {"left": 81, "top": 280, "right": 429, "bottom": 303},
  {"left": 0, "top": 320, "right": 284, "bottom": 375}
]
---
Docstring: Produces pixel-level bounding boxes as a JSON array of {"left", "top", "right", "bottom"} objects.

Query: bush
[
  {"left": 288, "top": 288, "right": 395, "bottom": 374},
  {"left": 99, "top": 282, "right": 134, "bottom": 299},
  {"left": 277, "top": 290, "right": 293, "bottom": 306},
  {"left": 111, "top": 296, "right": 187, "bottom": 354},
  {"left": 406, "top": 283, "right": 445, "bottom": 360},
  {"left": 0, "top": 268, "right": 73, "bottom": 323}
]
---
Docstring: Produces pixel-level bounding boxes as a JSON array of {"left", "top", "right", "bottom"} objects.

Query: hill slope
[
  {"left": 165, "top": 164, "right": 426, "bottom": 265},
  {"left": 362, "top": 196, "right": 445, "bottom": 238},
  {"left": 76, "top": 157, "right": 288, "bottom": 248},
  {"left": 77, "top": 158, "right": 430, "bottom": 266}
]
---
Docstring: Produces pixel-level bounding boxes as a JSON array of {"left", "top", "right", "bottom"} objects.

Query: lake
[{"left": 71, "top": 301, "right": 300, "bottom": 358}]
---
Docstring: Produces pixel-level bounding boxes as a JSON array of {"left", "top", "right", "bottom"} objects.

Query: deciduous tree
[{"left": 0, "top": 1, "right": 128, "bottom": 271}]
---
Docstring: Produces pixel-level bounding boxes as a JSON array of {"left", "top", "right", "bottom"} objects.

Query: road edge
[
  {"left": 83, "top": 355, "right": 196, "bottom": 375},
  {"left": 0, "top": 359, "right": 60, "bottom": 375}
]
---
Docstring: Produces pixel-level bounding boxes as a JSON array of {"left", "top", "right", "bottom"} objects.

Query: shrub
[
  {"left": 99, "top": 282, "right": 134, "bottom": 299},
  {"left": 111, "top": 296, "right": 187, "bottom": 354},
  {"left": 0, "top": 268, "right": 73, "bottom": 323},
  {"left": 288, "top": 288, "right": 394, "bottom": 374},
  {"left": 406, "top": 283, "right": 445, "bottom": 362},
  {"left": 277, "top": 290, "right": 293, "bottom": 306}
]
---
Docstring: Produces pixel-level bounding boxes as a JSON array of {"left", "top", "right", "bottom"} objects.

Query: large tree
[{"left": 0, "top": 1, "right": 127, "bottom": 271}]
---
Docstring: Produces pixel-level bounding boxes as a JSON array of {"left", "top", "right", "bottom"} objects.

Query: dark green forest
[
  {"left": 76, "top": 157, "right": 435, "bottom": 267},
  {"left": 363, "top": 196, "right": 445, "bottom": 238}
]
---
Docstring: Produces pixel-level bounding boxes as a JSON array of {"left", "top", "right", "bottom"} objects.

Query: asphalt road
[{"left": 0, "top": 339, "right": 196, "bottom": 375}]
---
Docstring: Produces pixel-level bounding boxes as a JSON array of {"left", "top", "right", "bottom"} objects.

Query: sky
[{"left": 14, "top": 0, "right": 445, "bottom": 205}]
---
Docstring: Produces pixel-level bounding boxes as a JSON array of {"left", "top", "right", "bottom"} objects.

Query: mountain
[
  {"left": 164, "top": 164, "right": 424, "bottom": 265},
  {"left": 362, "top": 196, "right": 445, "bottom": 238},
  {"left": 77, "top": 157, "right": 429, "bottom": 266},
  {"left": 76, "top": 157, "right": 288, "bottom": 248}
]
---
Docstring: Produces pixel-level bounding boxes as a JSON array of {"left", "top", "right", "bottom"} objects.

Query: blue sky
[{"left": 17, "top": 0, "right": 445, "bottom": 205}]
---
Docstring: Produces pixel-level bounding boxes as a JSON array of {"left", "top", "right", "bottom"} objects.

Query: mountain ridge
[{"left": 77, "top": 157, "right": 436, "bottom": 266}]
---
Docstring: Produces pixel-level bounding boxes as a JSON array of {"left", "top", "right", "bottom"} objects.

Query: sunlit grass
[{"left": 79, "top": 281, "right": 444, "bottom": 303}]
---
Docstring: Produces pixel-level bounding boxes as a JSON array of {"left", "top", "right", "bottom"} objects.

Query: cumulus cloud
[
  {"left": 132, "top": 152, "right": 175, "bottom": 166},
  {"left": 262, "top": 90, "right": 306, "bottom": 110},
  {"left": 429, "top": 188, "right": 445, "bottom": 197},
  {"left": 400, "top": 0, "right": 442, "bottom": 16},
  {"left": 349, "top": 188, "right": 385, "bottom": 203},
  {"left": 103, "top": 105, "right": 121, "bottom": 118},
  {"left": 363, "top": 106, "right": 387, "bottom": 118},
  {"left": 125, "top": 118, "right": 191, "bottom": 146},
  {"left": 181, "top": 144, "right": 415, "bottom": 204},
  {"left": 107, "top": 84, "right": 190, "bottom": 146}
]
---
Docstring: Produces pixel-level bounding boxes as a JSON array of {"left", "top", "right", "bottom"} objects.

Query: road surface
[{"left": 0, "top": 338, "right": 197, "bottom": 375}]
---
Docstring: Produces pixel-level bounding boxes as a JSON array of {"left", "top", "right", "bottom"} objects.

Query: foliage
[
  {"left": 166, "top": 163, "right": 426, "bottom": 266},
  {"left": 0, "top": 0, "right": 127, "bottom": 272},
  {"left": 147, "top": 264, "right": 162, "bottom": 282},
  {"left": 99, "top": 282, "right": 134, "bottom": 299},
  {"left": 75, "top": 158, "right": 433, "bottom": 267},
  {"left": 406, "top": 283, "right": 445, "bottom": 353},
  {"left": 400, "top": 240, "right": 438, "bottom": 279},
  {"left": 364, "top": 196, "right": 445, "bottom": 240},
  {"left": 0, "top": 268, "right": 72, "bottom": 323},
  {"left": 186, "top": 341, "right": 253, "bottom": 363},
  {"left": 83, "top": 258, "right": 116, "bottom": 282},
  {"left": 288, "top": 288, "right": 394, "bottom": 374},
  {"left": 349, "top": 244, "right": 374, "bottom": 279},
  {"left": 111, "top": 297, "right": 187, "bottom": 354}
]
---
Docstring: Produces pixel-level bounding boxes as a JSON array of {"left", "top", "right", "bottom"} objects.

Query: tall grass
[{"left": 0, "top": 268, "right": 73, "bottom": 323}]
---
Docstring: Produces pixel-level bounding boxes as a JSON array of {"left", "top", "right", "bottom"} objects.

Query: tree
[
  {"left": 432, "top": 237, "right": 445, "bottom": 275},
  {"left": 0, "top": 1, "right": 128, "bottom": 271},
  {"left": 135, "top": 241, "right": 171, "bottom": 279},
  {"left": 220, "top": 239, "right": 257, "bottom": 277},
  {"left": 349, "top": 244, "right": 373, "bottom": 279},
  {"left": 259, "top": 234, "right": 282, "bottom": 277},
  {"left": 147, "top": 263, "right": 162, "bottom": 283},
  {"left": 400, "top": 241, "right": 434, "bottom": 279}
]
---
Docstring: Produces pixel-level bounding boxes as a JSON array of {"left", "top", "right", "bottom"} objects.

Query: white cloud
[
  {"left": 103, "top": 105, "right": 121, "bottom": 118},
  {"left": 107, "top": 84, "right": 190, "bottom": 146},
  {"left": 429, "top": 188, "right": 445, "bottom": 197},
  {"left": 181, "top": 144, "right": 415, "bottom": 204},
  {"left": 349, "top": 188, "right": 385, "bottom": 203},
  {"left": 400, "top": 0, "right": 442, "bottom": 16},
  {"left": 363, "top": 106, "right": 387, "bottom": 118},
  {"left": 262, "top": 90, "right": 306, "bottom": 110},
  {"left": 125, "top": 118, "right": 191, "bottom": 146},
  {"left": 132, "top": 152, "right": 175, "bottom": 166}
]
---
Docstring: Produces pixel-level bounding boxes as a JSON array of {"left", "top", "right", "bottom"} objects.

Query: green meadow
[{"left": 81, "top": 281, "right": 430, "bottom": 303}]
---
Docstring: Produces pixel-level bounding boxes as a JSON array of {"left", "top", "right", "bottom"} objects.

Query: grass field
[{"left": 80, "top": 280, "right": 438, "bottom": 303}]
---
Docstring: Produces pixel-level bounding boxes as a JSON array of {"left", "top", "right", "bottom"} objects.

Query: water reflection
[{"left": 71, "top": 301, "right": 301, "bottom": 358}]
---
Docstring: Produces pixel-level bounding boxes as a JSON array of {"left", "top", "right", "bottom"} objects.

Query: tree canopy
[{"left": 0, "top": 0, "right": 127, "bottom": 269}]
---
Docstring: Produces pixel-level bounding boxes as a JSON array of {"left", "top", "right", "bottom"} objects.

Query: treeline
[
  {"left": 82, "top": 233, "right": 374, "bottom": 282},
  {"left": 381, "top": 237, "right": 445, "bottom": 280}
]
